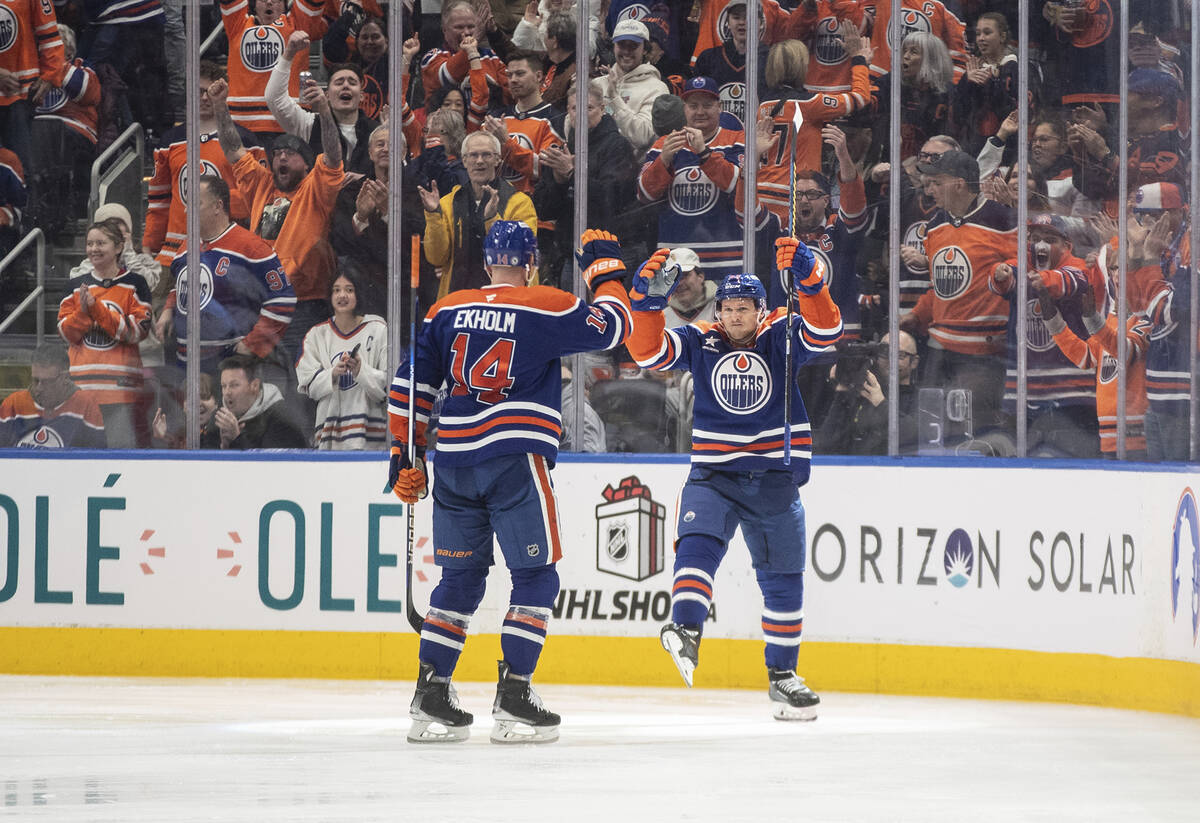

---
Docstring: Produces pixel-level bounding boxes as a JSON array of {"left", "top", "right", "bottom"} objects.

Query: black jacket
[{"left": 307, "top": 110, "right": 379, "bottom": 175}]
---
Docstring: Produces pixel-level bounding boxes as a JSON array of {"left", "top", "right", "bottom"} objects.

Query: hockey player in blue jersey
[
  {"left": 626, "top": 235, "right": 842, "bottom": 720},
  {"left": 386, "top": 221, "right": 634, "bottom": 743}
]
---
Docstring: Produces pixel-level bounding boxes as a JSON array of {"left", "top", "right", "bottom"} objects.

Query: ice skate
[
  {"left": 768, "top": 669, "right": 819, "bottom": 721},
  {"left": 408, "top": 662, "right": 473, "bottom": 743},
  {"left": 660, "top": 623, "right": 701, "bottom": 687},
  {"left": 490, "top": 661, "right": 560, "bottom": 744}
]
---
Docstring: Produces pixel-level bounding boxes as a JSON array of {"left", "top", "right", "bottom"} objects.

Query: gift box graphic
[{"left": 595, "top": 475, "right": 666, "bottom": 581}]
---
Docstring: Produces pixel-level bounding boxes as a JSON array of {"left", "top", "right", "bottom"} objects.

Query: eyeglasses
[
  {"left": 917, "top": 150, "right": 944, "bottom": 163},
  {"left": 795, "top": 190, "right": 828, "bottom": 200},
  {"left": 1031, "top": 135, "right": 1062, "bottom": 145}
]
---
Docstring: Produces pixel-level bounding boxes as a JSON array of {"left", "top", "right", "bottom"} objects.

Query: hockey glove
[
  {"left": 385, "top": 439, "right": 428, "bottom": 504},
  {"left": 629, "top": 248, "right": 679, "bottom": 311},
  {"left": 775, "top": 236, "right": 824, "bottom": 295},
  {"left": 575, "top": 229, "right": 626, "bottom": 290}
]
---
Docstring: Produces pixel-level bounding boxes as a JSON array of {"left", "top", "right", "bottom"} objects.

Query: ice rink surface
[{"left": 2, "top": 675, "right": 1198, "bottom": 823}]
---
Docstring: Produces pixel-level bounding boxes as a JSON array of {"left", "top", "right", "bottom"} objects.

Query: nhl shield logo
[{"left": 595, "top": 476, "right": 665, "bottom": 581}]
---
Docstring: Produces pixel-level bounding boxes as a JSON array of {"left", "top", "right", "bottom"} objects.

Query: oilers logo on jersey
[
  {"left": 671, "top": 167, "right": 719, "bottom": 217},
  {"left": 719, "top": 82, "right": 746, "bottom": 129},
  {"left": 903, "top": 220, "right": 928, "bottom": 255},
  {"left": 1024, "top": 299, "right": 1056, "bottom": 352},
  {"left": 813, "top": 17, "right": 847, "bottom": 66},
  {"left": 1099, "top": 353, "right": 1119, "bottom": 384},
  {"left": 886, "top": 8, "right": 933, "bottom": 49},
  {"left": 20, "top": 426, "right": 64, "bottom": 448},
  {"left": 932, "top": 246, "right": 971, "bottom": 299},
  {"left": 333, "top": 349, "right": 360, "bottom": 390},
  {"left": 38, "top": 86, "right": 67, "bottom": 112},
  {"left": 710, "top": 351, "right": 772, "bottom": 415},
  {"left": 616, "top": 2, "right": 650, "bottom": 21},
  {"left": 175, "top": 263, "right": 216, "bottom": 314},
  {"left": 241, "top": 27, "right": 283, "bottom": 72},
  {"left": 501, "top": 132, "right": 536, "bottom": 183},
  {"left": 82, "top": 299, "right": 125, "bottom": 349},
  {"left": 0, "top": 8, "right": 17, "bottom": 52},
  {"left": 178, "top": 159, "right": 222, "bottom": 203}
]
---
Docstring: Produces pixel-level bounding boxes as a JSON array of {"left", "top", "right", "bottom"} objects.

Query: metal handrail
[
  {"left": 200, "top": 21, "right": 223, "bottom": 56},
  {"left": 0, "top": 228, "right": 46, "bottom": 341},
  {"left": 88, "top": 122, "right": 145, "bottom": 219}
]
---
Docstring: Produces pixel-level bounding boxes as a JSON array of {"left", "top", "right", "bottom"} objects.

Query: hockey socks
[
  {"left": 419, "top": 567, "right": 487, "bottom": 677},
  {"left": 500, "top": 565, "right": 559, "bottom": 677},
  {"left": 670, "top": 534, "right": 726, "bottom": 627},
  {"left": 757, "top": 569, "right": 805, "bottom": 672}
]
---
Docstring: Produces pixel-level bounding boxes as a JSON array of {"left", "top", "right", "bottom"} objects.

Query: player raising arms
[
  {"left": 386, "top": 223, "right": 633, "bottom": 744},
  {"left": 625, "top": 236, "right": 842, "bottom": 720}
]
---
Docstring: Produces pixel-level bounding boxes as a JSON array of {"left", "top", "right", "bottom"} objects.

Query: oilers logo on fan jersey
[
  {"left": 175, "top": 263, "right": 215, "bottom": 314},
  {"left": 242, "top": 26, "right": 283, "bottom": 72},
  {"left": 711, "top": 351, "right": 772, "bottom": 414},
  {"left": 82, "top": 300, "right": 125, "bottom": 349},
  {"left": 886, "top": 8, "right": 933, "bottom": 49},
  {"left": 178, "top": 159, "right": 222, "bottom": 203},
  {"left": 38, "top": 85, "right": 66, "bottom": 111},
  {"left": 1024, "top": 299, "right": 1056, "bottom": 352},
  {"left": 719, "top": 82, "right": 745, "bottom": 129},
  {"left": 812, "top": 17, "right": 846, "bottom": 66},
  {"left": 903, "top": 220, "right": 928, "bottom": 255},
  {"left": 671, "top": 167, "right": 719, "bottom": 216},
  {"left": 0, "top": 8, "right": 17, "bottom": 52},
  {"left": 1099, "top": 353, "right": 1119, "bottom": 384},
  {"left": 20, "top": 426, "right": 64, "bottom": 448},
  {"left": 932, "top": 246, "right": 970, "bottom": 299}
]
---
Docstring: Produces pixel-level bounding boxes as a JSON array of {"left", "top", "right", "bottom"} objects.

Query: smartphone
[{"left": 349, "top": 343, "right": 361, "bottom": 358}]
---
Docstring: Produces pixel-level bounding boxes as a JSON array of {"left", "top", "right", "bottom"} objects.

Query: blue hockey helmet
[
  {"left": 715, "top": 272, "right": 767, "bottom": 308},
  {"left": 485, "top": 220, "right": 539, "bottom": 269}
]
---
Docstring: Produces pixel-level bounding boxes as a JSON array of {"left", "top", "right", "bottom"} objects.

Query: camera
[{"left": 832, "top": 341, "right": 882, "bottom": 391}]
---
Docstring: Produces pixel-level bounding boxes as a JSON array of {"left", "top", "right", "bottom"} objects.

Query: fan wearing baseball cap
[
  {"left": 598, "top": 18, "right": 670, "bottom": 158},
  {"left": 638, "top": 76, "right": 767, "bottom": 284},
  {"left": 901, "top": 148, "right": 1017, "bottom": 431},
  {"left": 1127, "top": 182, "right": 1195, "bottom": 461}
]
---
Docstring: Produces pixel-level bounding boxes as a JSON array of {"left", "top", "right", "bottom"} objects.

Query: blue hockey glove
[
  {"left": 385, "top": 439, "right": 427, "bottom": 503},
  {"left": 575, "top": 229, "right": 626, "bottom": 289},
  {"left": 775, "top": 236, "right": 824, "bottom": 294},
  {"left": 629, "top": 248, "right": 679, "bottom": 311}
]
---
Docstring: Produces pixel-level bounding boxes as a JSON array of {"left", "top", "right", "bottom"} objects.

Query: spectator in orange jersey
[
  {"left": 56, "top": 219, "right": 153, "bottom": 448},
  {"left": 0, "top": 343, "right": 106, "bottom": 449},
  {"left": 0, "top": 0, "right": 65, "bottom": 173},
  {"left": 141, "top": 60, "right": 265, "bottom": 274},
  {"left": 902, "top": 149, "right": 1016, "bottom": 433},
  {"left": 219, "top": 0, "right": 328, "bottom": 142},
  {"left": 420, "top": 2, "right": 508, "bottom": 110},
  {"left": 29, "top": 25, "right": 97, "bottom": 240},
  {"left": 211, "top": 75, "right": 345, "bottom": 363}
]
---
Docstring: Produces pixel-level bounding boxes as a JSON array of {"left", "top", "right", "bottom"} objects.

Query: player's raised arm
[{"left": 775, "top": 236, "right": 843, "bottom": 351}]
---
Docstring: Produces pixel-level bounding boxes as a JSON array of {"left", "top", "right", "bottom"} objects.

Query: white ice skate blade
[
  {"left": 407, "top": 718, "right": 471, "bottom": 743},
  {"left": 490, "top": 717, "right": 560, "bottom": 744},
  {"left": 660, "top": 630, "right": 695, "bottom": 688},
  {"left": 771, "top": 702, "right": 818, "bottom": 722}
]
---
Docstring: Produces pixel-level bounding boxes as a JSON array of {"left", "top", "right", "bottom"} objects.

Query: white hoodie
[{"left": 600, "top": 63, "right": 668, "bottom": 159}]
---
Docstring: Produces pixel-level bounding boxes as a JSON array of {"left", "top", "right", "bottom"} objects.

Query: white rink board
[{"left": 0, "top": 454, "right": 1198, "bottom": 665}]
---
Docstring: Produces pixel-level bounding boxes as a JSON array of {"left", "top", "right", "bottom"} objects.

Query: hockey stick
[
  {"left": 784, "top": 103, "right": 803, "bottom": 466},
  {"left": 405, "top": 233, "right": 424, "bottom": 634}
]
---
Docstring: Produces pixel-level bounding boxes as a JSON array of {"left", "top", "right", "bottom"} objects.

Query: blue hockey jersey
[
  {"left": 389, "top": 280, "right": 633, "bottom": 467},
  {"left": 627, "top": 283, "right": 843, "bottom": 484},
  {"left": 168, "top": 223, "right": 296, "bottom": 368}
]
